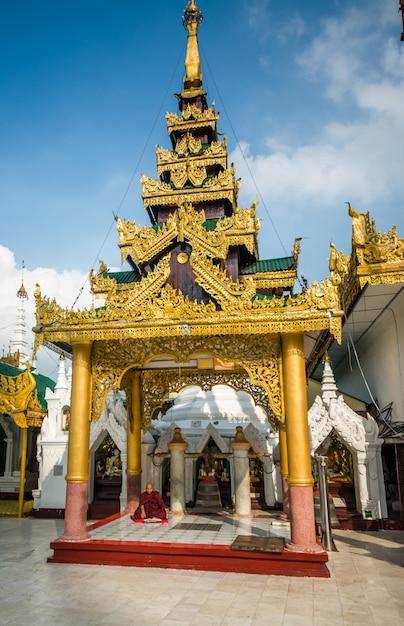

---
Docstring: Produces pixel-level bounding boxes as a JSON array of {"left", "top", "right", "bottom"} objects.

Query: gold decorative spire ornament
[{"left": 181, "top": 0, "right": 205, "bottom": 98}]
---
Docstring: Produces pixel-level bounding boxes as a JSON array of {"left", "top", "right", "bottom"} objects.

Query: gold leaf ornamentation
[
  {"left": 0, "top": 364, "right": 37, "bottom": 428},
  {"left": 190, "top": 247, "right": 256, "bottom": 309},
  {"left": 91, "top": 334, "right": 282, "bottom": 424},
  {"left": 142, "top": 368, "right": 277, "bottom": 430}
]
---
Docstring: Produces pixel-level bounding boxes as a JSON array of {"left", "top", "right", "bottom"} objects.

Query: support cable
[
  {"left": 70, "top": 43, "right": 186, "bottom": 310},
  {"left": 200, "top": 46, "right": 289, "bottom": 259}
]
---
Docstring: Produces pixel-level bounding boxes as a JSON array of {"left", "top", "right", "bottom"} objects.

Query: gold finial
[
  {"left": 17, "top": 261, "right": 28, "bottom": 300},
  {"left": 181, "top": 1, "right": 205, "bottom": 98}
]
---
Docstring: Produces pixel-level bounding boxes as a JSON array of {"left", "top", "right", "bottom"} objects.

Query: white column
[
  {"left": 168, "top": 427, "right": 188, "bottom": 514},
  {"left": 4, "top": 438, "right": 13, "bottom": 477},
  {"left": 151, "top": 457, "right": 163, "bottom": 494},
  {"left": 231, "top": 427, "right": 251, "bottom": 517},
  {"left": 185, "top": 456, "right": 193, "bottom": 504},
  {"left": 141, "top": 442, "right": 155, "bottom": 491},
  {"left": 262, "top": 456, "right": 276, "bottom": 506},
  {"left": 119, "top": 451, "right": 127, "bottom": 512},
  {"left": 356, "top": 451, "right": 373, "bottom": 518},
  {"left": 367, "top": 442, "right": 387, "bottom": 519}
]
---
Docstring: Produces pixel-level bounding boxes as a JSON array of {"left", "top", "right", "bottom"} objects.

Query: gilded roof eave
[
  {"left": 33, "top": 276, "right": 344, "bottom": 360},
  {"left": 306, "top": 206, "right": 404, "bottom": 377},
  {"left": 252, "top": 270, "right": 297, "bottom": 289},
  {"left": 141, "top": 165, "right": 239, "bottom": 210},
  {"left": 143, "top": 187, "right": 238, "bottom": 210},
  {"left": 115, "top": 204, "right": 260, "bottom": 264},
  {"left": 338, "top": 206, "right": 404, "bottom": 313},
  {"left": 33, "top": 308, "right": 343, "bottom": 349},
  {"left": 166, "top": 106, "right": 219, "bottom": 136},
  {"left": 156, "top": 137, "right": 227, "bottom": 172}
]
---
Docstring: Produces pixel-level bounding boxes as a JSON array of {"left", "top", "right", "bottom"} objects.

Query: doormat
[
  {"left": 172, "top": 522, "right": 223, "bottom": 532},
  {"left": 231, "top": 535, "right": 285, "bottom": 553}
]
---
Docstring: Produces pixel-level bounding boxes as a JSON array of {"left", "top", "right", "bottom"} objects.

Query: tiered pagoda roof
[
  {"left": 92, "top": 0, "right": 300, "bottom": 307},
  {"left": 33, "top": 2, "right": 344, "bottom": 423}
]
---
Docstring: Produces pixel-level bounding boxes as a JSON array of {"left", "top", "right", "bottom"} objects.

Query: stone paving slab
[{"left": 1, "top": 518, "right": 403, "bottom": 625}]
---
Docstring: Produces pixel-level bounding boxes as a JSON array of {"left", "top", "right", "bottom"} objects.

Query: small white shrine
[
  {"left": 147, "top": 384, "right": 280, "bottom": 509},
  {"left": 309, "top": 358, "right": 387, "bottom": 520}
]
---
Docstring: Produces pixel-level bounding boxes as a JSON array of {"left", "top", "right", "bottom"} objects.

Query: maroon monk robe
[{"left": 132, "top": 490, "right": 167, "bottom": 520}]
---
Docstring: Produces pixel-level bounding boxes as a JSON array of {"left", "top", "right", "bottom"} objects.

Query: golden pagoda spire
[{"left": 181, "top": 0, "right": 205, "bottom": 98}]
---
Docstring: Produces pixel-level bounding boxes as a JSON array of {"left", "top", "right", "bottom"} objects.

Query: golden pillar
[
  {"left": 278, "top": 354, "right": 290, "bottom": 519},
  {"left": 127, "top": 370, "right": 142, "bottom": 513},
  {"left": 61, "top": 340, "right": 93, "bottom": 541},
  {"left": 282, "top": 333, "right": 322, "bottom": 552},
  {"left": 17, "top": 427, "right": 28, "bottom": 518}
]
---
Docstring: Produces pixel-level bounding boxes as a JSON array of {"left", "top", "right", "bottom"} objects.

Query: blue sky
[{"left": 1, "top": 0, "right": 403, "bottom": 378}]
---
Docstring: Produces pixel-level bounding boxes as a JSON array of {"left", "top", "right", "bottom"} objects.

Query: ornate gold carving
[
  {"left": 190, "top": 247, "right": 256, "bottom": 309},
  {"left": 329, "top": 242, "right": 349, "bottom": 287},
  {"left": 0, "top": 363, "right": 37, "bottom": 428},
  {"left": 215, "top": 206, "right": 260, "bottom": 234},
  {"left": 142, "top": 367, "right": 277, "bottom": 430},
  {"left": 338, "top": 206, "right": 404, "bottom": 312},
  {"left": 157, "top": 138, "right": 227, "bottom": 169},
  {"left": 142, "top": 187, "right": 238, "bottom": 210},
  {"left": 0, "top": 350, "right": 20, "bottom": 368},
  {"left": 176, "top": 133, "right": 202, "bottom": 155},
  {"left": 204, "top": 137, "right": 227, "bottom": 157},
  {"left": 349, "top": 203, "right": 404, "bottom": 277},
  {"left": 141, "top": 165, "right": 236, "bottom": 194},
  {"left": 252, "top": 271, "right": 296, "bottom": 289},
  {"left": 92, "top": 255, "right": 172, "bottom": 316},
  {"left": 117, "top": 204, "right": 260, "bottom": 265},
  {"left": 140, "top": 174, "right": 172, "bottom": 194},
  {"left": 91, "top": 334, "right": 282, "bottom": 425},
  {"left": 116, "top": 215, "right": 176, "bottom": 264},
  {"left": 177, "top": 252, "right": 189, "bottom": 264},
  {"left": 166, "top": 106, "right": 219, "bottom": 136},
  {"left": 34, "top": 273, "right": 342, "bottom": 344},
  {"left": 26, "top": 390, "right": 47, "bottom": 427}
]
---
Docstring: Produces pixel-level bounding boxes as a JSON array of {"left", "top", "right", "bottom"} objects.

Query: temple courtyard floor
[{"left": 1, "top": 514, "right": 404, "bottom": 625}]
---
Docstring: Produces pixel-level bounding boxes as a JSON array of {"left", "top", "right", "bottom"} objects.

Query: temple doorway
[
  {"left": 195, "top": 439, "right": 231, "bottom": 509},
  {"left": 316, "top": 431, "right": 357, "bottom": 519},
  {"left": 88, "top": 434, "right": 122, "bottom": 519}
]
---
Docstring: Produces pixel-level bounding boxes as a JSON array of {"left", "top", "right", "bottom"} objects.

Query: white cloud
[
  {"left": 0, "top": 245, "right": 91, "bottom": 379},
  {"left": 297, "top": 8, "right": 377, "bottom": 102},
  {"left": 232, "top": 4, "right": 404, "bottom": 218},
  {"left": 229, "top": 2, "right": 404, "bottom": 285}
]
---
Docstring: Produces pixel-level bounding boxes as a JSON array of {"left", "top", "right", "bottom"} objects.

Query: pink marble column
[
  {"left": 60, "top": 483, "right": 90, "bottom": 541},
  {"left": 288, "top": 485, "right": 322, "bottom": 552},
  {"left": 282, "top": 333, "right": 323, "bottom": 553},
  {"left": 127, "top": 474, "right": 141, "bottom": 514},
  {"left": 60, "top": 340, "right": 92, "bottom": 542}
]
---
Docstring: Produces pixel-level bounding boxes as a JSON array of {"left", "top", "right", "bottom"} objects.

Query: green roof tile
[
  {"left": 240, "top": 257, "right": 295, "bottom": 274},
  {"left": 33, "top": 373, "right": 56, "bottom": 410},
  {"left": 105, "top": 270, "right": 142, "bottom": 284}
]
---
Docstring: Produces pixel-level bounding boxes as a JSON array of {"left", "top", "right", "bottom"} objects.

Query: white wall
[{"left": 335, "top": 289, "right": 404, "bottom": 423}]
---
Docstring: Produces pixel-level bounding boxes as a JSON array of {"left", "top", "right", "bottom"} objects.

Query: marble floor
[
  {"left": 1, "top": 516, "right": 404, "bottom": 625},
  {"left": 87, "top": 511, "right": 291, "bottom": 545}
]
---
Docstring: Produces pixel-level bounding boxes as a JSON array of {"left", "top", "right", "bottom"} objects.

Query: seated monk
[{"left": 131, "top": 482, "right": 169, "bottom": 522}]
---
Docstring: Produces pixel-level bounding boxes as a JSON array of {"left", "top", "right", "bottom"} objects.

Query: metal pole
[
  {"left": 394, "top": 444, "right": 403, "bottom": 521},
  {"left": 317, "top": 455, "right": 332, "bottom": 552}
]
